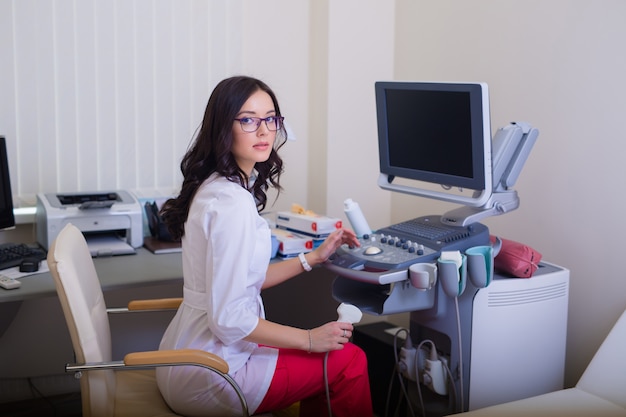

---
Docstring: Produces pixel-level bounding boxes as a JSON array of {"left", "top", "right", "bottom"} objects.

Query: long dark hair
[{"left": 160, "top": 76, "right": 286, "bottom": 241}]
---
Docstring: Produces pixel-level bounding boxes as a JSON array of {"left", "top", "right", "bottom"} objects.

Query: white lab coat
[{"left": 156, "top": 174, "right": 278, "bottom": 417}]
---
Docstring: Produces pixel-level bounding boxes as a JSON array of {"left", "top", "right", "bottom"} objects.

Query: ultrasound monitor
[
  {"left": 0, "top": 136, "right": 16, "bottom": 231},
  {"left": 375, "top": 81, "right": 493, "bottom": 207}
]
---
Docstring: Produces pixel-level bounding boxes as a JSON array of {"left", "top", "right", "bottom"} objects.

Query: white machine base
[
  {"left": 468, "top": 261, "right": 569, "bottom": 410},
  {"left": 408, "top": 261, "right": 569, "bottom": 414}
]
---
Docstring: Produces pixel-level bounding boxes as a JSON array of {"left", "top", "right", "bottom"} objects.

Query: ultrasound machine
[{"left": 325, "top": 82, "right": 569, "bottom": 415}]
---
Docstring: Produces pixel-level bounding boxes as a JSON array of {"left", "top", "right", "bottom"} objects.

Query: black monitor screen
[
  {"left": 0, "top": 137, "right": 16, "bottom": 231},
  {"left": 376, "top": 81, "right": 490, "bottom": 192}
]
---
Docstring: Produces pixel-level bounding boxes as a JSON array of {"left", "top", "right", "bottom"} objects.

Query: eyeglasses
[{"left": 234, "top": 116, "right": 284, "bottom": 133}]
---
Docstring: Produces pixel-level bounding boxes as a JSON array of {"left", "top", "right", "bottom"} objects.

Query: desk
[
  {"left": 0, "top": 249, "right": 185, "bottom": 400},
  {"left": 0, "top": 248, "right": 183, "bottom": 304},
  {"left": 0, "top": 248, "right": 338, "bottom": 327},
  {"left": 0, "top": 248, "right": 184, "bottom": 358}
]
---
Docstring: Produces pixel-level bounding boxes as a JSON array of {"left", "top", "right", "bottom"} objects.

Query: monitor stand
[{"left": 440, "top": 189, "right": 520, "bottom": 227}]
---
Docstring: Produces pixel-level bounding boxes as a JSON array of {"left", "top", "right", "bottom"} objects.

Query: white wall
[
  {"left": 323, "top": 1, "right": 395, "bottom": 226},
  {"left": 239, "top": 0, "right": 395, "bottom": 226},
  {"left": 239, "top": 1, "right": 312, "bottom": 213},
  {"left": 394, "top": 0, "right": 626, "bottom": 386}
]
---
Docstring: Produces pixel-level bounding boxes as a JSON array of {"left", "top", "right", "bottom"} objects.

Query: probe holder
[
  {"left": 466, "top": 237, "right": 502, "bottom": 288},
  {"left": 409, "top": 262, "right": 438, "bottom": 291},
  {"left": 437, "top": 254, "right": 467, "bottom": 298}
]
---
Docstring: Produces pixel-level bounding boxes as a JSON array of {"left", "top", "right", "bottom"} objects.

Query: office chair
[{"left": 47, "top": 223, "right": 250, "bottom": 417}]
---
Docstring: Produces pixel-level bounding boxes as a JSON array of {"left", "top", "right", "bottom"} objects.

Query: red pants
[{"left": 255, "top": 342, "right": 373, "bottom": 417}]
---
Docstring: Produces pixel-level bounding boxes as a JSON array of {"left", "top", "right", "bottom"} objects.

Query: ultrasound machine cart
[{"left": 325, "top": 81, "right": 569, "bottom": 415}]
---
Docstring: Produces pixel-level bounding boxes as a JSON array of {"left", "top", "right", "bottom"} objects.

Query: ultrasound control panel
[
  {"left": 324, "top": 216, "right": 490, "bottom": 315},
  {"left": 327, "top": 215, "right": 490, "bottom": 284}
]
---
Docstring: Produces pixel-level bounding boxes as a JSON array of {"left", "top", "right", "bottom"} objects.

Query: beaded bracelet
[{"left": 298, "top": 252, "right": 312, "bottom": 272}]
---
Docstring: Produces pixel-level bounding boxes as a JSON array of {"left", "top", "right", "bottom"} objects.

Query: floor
[
  {"left": 1, "top": 393, "right": 82, "bottom": 417},
  {"left": 0, "top": 395, "right": 303, "bottom": 417}
]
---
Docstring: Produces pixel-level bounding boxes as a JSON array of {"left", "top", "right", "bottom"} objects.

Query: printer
[{"left": 36, "top": 190, "right": 143, "bottom": 257}]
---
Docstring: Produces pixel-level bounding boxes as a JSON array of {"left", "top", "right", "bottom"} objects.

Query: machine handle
[{"left": 323, "top": 261, "right": 408, "bottom": 285}]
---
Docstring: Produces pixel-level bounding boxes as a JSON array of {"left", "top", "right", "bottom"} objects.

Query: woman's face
[{"left": 232, "top": 89, "right": 277, "bottom": 175}]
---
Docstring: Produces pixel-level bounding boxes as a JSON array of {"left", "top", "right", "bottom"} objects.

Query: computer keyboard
[{"left": 0, "top": 242, "right": 47, "bottom": 271}]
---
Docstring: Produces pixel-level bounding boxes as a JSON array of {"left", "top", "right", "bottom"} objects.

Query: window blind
[{"left": 0, "top": 0, "right": 242, "bottom": 206}]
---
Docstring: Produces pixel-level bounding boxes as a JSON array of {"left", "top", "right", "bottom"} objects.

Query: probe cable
[
  {"left": 390, "top": 328, "right": 417, "bottom": 417},
  {"left": 453, "top": 296, "right": 465, "bottom": 412},
  {"left": 324, "top": 351, "right": 332, "bottom": 417}
]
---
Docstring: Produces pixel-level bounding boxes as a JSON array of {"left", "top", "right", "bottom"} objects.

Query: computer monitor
[
  {"left": 375, "top": 81, "right": 492, "bottom": 207},
  {"left": 0, "top": 136, "right": 16, "bottom": 230}
]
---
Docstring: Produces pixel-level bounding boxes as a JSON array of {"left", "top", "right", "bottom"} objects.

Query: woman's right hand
[
  {"left": 310, "top": 228, "right": 360, "bottom": 266},
  {"left": 308, "top": 321, "right": 354, "bottom": 353}
]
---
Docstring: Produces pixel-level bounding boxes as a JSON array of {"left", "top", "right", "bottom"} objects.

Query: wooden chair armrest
[
  {"left": 124, "top": 349, "right": 249, "bottom": 416},
  {"left": 124, "top": 348, "right": 229, "bottom": 374},
  {"left": 127, "top": 297, "right": 183, "bottom": 311}
]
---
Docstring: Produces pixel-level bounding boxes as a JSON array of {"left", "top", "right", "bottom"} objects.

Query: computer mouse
[{"left": 19, "top": 257, "right": 40, "bottom": 273}]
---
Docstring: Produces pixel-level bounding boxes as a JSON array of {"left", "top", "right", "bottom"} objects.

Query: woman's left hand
[{"left": 312, "top": 228, "right": 360, "bottom": 265}]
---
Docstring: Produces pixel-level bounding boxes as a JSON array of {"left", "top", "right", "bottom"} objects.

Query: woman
[{"left": 157, "top": 76, "right": 373, "bottom": 417}]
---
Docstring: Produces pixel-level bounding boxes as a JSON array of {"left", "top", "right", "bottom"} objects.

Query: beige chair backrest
[{"left": 47, "top": 223, "right": 117, "bottom": 417}]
